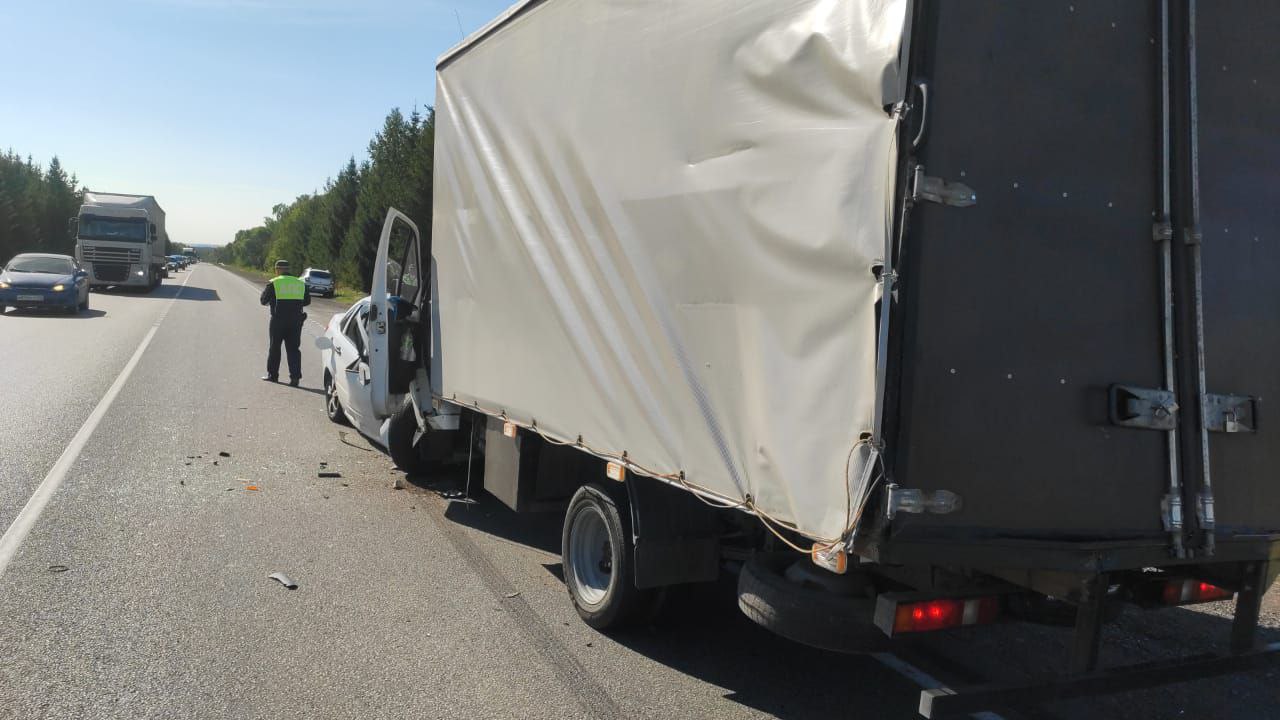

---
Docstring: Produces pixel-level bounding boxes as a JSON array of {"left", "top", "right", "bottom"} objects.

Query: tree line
[
  {"left": 0, "top": 151, "right": 83, "bottom": 264},
  {"left": 211, "top": 107, "right": 435, "bottom": 291}
]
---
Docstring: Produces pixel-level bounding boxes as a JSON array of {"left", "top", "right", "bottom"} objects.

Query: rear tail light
[
  {"left": 1160, "top": 579, "right": 1233, "bottom": 606},
  {"left": 875, "top": 594, "right": 1001, "bottom": 636}
]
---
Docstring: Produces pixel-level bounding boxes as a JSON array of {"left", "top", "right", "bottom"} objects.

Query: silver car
[{"left": 301, "top": 268, "right": 335, "bottom": 298}]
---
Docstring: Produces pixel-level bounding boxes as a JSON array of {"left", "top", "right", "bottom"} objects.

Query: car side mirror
[
  {"left": 75, "top": 269, "right": 87, "bottom": 279},
  {"left": 314, "top": 336, "right": 333, "bottom": 350}
]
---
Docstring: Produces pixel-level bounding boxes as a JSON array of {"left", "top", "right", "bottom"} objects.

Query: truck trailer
[
  {"left": 347, "top": 1, "right": 1280, "bottom": 714},
  {"left": 72, "top": 192, "right": 167, "bottom": 290}
]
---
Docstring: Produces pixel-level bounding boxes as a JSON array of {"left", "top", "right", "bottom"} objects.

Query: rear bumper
[{"left": 921, "top": 641, "right": 1280, "bottom": 718}]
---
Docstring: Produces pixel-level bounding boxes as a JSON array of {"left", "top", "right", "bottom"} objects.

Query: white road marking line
[
  {"left": 873, "top": 652, "right": 1007, "bottom": 720},
  {"left": 0, "top": 270, "right": 195, "bottom": 579}
]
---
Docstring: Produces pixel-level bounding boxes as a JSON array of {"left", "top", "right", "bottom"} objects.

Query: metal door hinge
[
  {"left": 911, "top": 165, "right": 976, "bottom": 207},
  {"left": 885, "top": 484, "right": 962, "bottom": 520}
]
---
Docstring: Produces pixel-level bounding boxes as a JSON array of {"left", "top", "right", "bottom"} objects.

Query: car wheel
[
  {"left": 562, "top": 484, "right": 652, "bottom": 630},
  {"left": 387, "top": 401, "right": 426, "bottom": 474},
  {"left": 324, "top": 374, "right": 349, "bottom": 426}
]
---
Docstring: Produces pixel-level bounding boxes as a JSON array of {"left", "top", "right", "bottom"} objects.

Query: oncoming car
[
  {"left": 301, "top": 268, "right": 335, "bottom": 298},
  {"left": 0, "top": 253, "right": 91, "bottom": 314}
]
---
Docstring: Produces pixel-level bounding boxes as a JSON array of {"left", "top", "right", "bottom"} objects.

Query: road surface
[{"left": 0, "top": 264, "right": 1277, "bottom": 719}]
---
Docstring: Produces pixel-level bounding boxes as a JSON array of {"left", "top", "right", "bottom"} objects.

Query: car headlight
[
  {"left": 0, "top": 281, "right": 9, "bottom": 289},
  {"left": 52, "top": 284, "right": 65, "bottom": 292}
]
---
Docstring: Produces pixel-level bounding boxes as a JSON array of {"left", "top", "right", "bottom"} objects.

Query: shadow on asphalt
[
  {"left": 1, "top": 308, "right": 107, "bottom": 319},
  {"left": 430, "top": 478, "right": 898, "bottom": 718},
  {"left": 93, "top": 284, "right": 220, "bottom": 301},
  {"left": 421, "top": 466, "right": 1280, "bottom": 718}
]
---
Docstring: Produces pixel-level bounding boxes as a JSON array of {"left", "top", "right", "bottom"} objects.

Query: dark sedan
[{"left": 0, "top": 253, "right": 91, "bottom": 314}]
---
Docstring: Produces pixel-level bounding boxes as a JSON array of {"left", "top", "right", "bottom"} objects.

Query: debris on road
[
  {"left": 339, "top": 431, "right": 372, "bottom": 451},
  {"left": 268, "top": 572, "right": 298, "bottom": 590},
  {"left": 246, "top": 485, "right": 260, "bottom": 491},
  {"left": 504, "top": 592, "right": 521, "bottom": 599},
  {"left": 48, "top": 565, "right": 69, "bottom": 573},
  {"left": 218, "top": 451, "right": 231, "bottom": 457},
  {"left": 318, "top": 471, "right": 342, "bottom": 478},
  {"left": 393, "top": 477, "right": 406, "bottom": 490}
]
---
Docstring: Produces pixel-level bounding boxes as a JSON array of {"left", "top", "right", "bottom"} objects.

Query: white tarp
[{"left": 432, "top": 0, "right": 909, "bottom": 542}]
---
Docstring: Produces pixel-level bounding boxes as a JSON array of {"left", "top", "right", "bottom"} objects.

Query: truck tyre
[
  {"left": 323, "top": 373, "right": 348, "bottom": 426},
  {"left": 562, "top": 484, "right": 651, "bottom": 630},
  {"left": 737, "top": 552, "right": 888, "bottom": 653},
  {"left": 387, "top": 401, "right": 426, "bottom": 475}
]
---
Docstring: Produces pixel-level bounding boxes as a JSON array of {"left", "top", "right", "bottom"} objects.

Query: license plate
[{"left": 17, "top": 295, "right": 42, "bottom": 302}]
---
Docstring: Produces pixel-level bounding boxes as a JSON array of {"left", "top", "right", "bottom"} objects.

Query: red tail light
[
  {"left": 877, "top": 596, "right": 1001, "bottom": 636},
  {"left": 1160, "top": 579, "right": 1233, "bottom": 606}
]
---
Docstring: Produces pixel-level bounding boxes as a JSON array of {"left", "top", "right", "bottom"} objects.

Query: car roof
[{"left": 10, "top": 253, "right": 74, "bottom": 261}]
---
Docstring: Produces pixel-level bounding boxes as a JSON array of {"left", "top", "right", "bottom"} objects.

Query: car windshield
[
  {"left": 6, "top": 256, "right": 74, "bottom": 274},
  {"left": 79, "top": 215, "right": 148, "bottom": 242},
  {"left": 308, "top": 271, "right": 331, "bottom": 279}
]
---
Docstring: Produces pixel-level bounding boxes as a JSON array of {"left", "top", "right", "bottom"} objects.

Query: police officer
[{"left": 260, "top": 259, "right": 310, "bottom": 386}]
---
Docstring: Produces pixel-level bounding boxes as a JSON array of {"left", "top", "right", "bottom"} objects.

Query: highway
[{"left": 0, "top": 264, "right": 1277, "bottom": 720}]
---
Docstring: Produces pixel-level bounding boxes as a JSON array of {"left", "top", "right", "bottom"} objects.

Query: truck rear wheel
[{"left": 562, "top": 484, "right": 651, "bottom": 630}]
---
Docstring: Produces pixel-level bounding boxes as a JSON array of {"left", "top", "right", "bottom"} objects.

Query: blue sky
[{"left": 0, "top": 0, "right": 515, "bottom": 246}]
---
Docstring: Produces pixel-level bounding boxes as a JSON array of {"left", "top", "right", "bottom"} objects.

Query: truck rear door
[{"left": 890, "top": 1, "right": 1280, "bottom": 552}]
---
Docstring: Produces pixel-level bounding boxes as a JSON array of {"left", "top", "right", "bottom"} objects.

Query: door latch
[
  {"left": 1110, "top": 385, "right": 1179, "bottom": 431},
  {"left": 1110, "top": 385, "right": 1257, "bottom": 433}
]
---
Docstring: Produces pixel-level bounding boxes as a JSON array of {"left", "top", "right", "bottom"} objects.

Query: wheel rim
[
  {"left": 568, "top": 505, "right": 613, "bottom": 608},
  {"left": 326, "top": 383, "right": 339, "bottom": 416}
]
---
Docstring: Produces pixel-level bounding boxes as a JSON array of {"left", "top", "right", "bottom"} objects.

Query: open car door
[{"left": 368, "top": 208, "right": 424, "bottom": 419}]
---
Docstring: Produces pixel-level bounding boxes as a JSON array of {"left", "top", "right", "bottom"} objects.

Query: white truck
[
  {"left": 72, "top": 192, "right": 167, "bottom": 290},
  {"left": 332, "top": 1, "right": 1280, "bottom": 714}
]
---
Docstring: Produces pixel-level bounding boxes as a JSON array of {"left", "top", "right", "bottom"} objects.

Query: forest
[
  {"left": 210, "top": 107, "right": 436, "bottom": 292},
  {"left": 0, "top": 152, "right": 83, "bottom": 264}
]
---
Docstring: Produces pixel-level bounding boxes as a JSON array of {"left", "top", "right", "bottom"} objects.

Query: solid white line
[{"left": 0, "top": 270, "right": 194, "bottom": 579}]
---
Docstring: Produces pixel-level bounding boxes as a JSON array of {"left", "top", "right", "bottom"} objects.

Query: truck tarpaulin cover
[{"left": 432, "top": 0, "right": 910, "bottom": 542}]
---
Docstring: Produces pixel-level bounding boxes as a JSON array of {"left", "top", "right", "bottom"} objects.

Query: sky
[{"left": 0, "top": 0, "right": 516, "bottom": 246}]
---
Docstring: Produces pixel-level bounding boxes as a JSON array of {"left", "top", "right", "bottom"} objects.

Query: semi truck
[
  {"left": 342, "top": 1, "right": 1280, "bottom": 714},
  {"left": 72, "top": 192, "right": 167, "bottom": 290}
]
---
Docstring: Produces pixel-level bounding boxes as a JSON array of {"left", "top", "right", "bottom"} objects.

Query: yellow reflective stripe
[{"left": 271, "top": 275, "right": 306, "bottom": 301}]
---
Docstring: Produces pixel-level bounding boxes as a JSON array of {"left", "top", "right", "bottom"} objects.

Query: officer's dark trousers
[{"left": 267, "top": 319, "right": 303, "bottom": 381}]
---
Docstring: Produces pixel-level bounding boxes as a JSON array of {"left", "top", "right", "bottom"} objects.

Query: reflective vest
[{"left": 271, "top": 275, "right": 306, "bottom": 301}]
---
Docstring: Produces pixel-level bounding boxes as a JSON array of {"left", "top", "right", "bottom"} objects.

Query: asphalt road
[{"left": 1, "top": 264, "right": 1278, "bottom": 720}]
